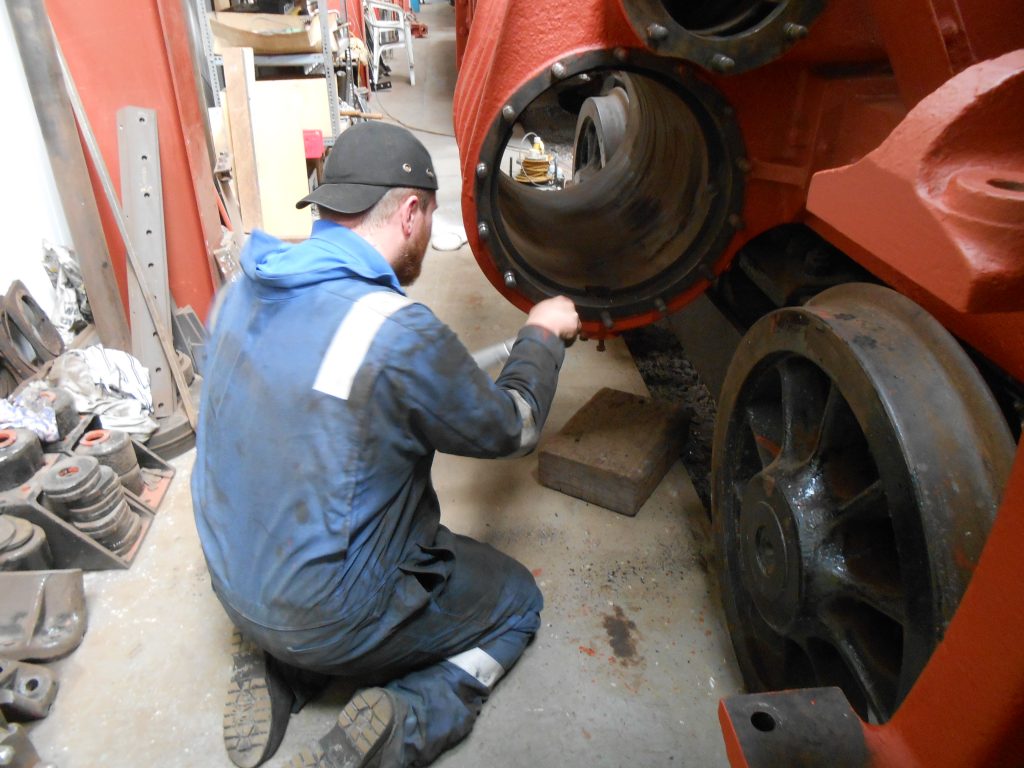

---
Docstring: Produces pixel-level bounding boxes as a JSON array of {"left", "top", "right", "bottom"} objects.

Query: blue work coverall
[{"left": 192, "top": 219, "right": 565, "bottom": 765}]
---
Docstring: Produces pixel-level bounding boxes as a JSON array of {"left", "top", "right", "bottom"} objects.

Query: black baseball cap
[{"left": 296, "top": 122, "right": 438, "bottom": 214}]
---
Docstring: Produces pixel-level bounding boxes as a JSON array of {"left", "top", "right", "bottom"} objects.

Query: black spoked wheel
[{"left": 712, "top": 283, "right": 1014, "bottom": 721}]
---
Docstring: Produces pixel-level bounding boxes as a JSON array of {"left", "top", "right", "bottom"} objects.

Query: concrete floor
[{"left": 27, "top": 5, "right": 743, "bottom": 766}]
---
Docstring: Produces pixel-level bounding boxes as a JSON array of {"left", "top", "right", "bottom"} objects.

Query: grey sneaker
[
  {"left": 285, "top": 687, "right": 398, "bottom": 768},
  {"left": 223, "top": 629, "right": 294, "bottom": 767}
]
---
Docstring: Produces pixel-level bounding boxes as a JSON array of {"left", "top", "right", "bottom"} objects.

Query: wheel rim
[{"left": 712, "top": 283, "right": 1014, "bottom": 721}]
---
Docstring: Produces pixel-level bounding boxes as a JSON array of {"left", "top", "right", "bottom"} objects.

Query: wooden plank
[
  {"left": 250, "top": 78, "right": 333, "bottom": 240},
  {"left": 7, "top": 0, "right": 131, "bottom": 351},
  {"left": 538, "top": 387, "right": 690, "bottom": 516},
  {"left": 221, "top": 47, "right": 262, "bottom": 232}
]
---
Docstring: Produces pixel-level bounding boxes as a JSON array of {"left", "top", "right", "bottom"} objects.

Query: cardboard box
[{"left": 208, "top": 11, "right": 337, "bottom": 54}]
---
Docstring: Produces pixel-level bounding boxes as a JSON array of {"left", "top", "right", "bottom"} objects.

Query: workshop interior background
[{"left": 2, "top": 0, "right": 1024, "bottom": 766}]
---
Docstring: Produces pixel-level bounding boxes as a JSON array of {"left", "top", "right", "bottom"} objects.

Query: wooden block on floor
[{"left": 539, "top": 387, "right": 690, "bottom": 516}]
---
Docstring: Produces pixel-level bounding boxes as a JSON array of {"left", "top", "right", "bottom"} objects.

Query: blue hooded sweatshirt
[{"left": 192, "top": 220, "right": 564, "bottom": 635}]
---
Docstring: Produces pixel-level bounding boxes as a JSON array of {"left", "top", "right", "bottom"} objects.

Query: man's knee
[{"left": 497, "top": 549, "right": 544, "bottom": 618}]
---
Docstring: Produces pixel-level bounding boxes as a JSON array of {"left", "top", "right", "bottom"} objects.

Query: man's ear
[{"left": 399, "top": 193, "right": 420, "bottom": 236}]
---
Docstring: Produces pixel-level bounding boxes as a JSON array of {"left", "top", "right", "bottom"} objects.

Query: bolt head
[
  {"left": 478, "top": 222, "right": 490, "bottom": 240},
  {"left": 550, "top": 62, "right": 567, "bottom": 79},
  {"left": 503, "top": 271, "right": 517, "bottom": 288},
  {"left": 613, "top": 47, "right": 629, "bottom": 63},
  {"left": 784, "top": 22, "right": 808, "bottom": 40},
  {"left": 501, "top": 104, "right": 515, "bottom": 122},
  {"left": 711, "top": 54, "right": 736, "bottom": 73},
  {"left": 646, "top": 23, "right": 669, "bottom": 42},
  {"left": 476, "top": 162, "right": 488, "bottom": 179}
]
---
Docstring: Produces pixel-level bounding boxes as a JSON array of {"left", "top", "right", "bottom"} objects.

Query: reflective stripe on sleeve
[
  {"left": 445, "top": 647, "right": 506, "bottom": 689},
  {"left": 505, "top": 389, "right": 539, "bottom": 457},
  {"left": 313, "top": 291, "right": 412, "bottom": 401}
]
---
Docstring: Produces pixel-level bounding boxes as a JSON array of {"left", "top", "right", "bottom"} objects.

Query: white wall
[{"left": 0, "top": 1, "right": 72, "bottom": 319}]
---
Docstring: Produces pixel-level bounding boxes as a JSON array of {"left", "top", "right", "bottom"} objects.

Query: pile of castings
[
  {"left": 41, "top": 455, "right": 142, "bottom": 558},
  {"left": 0, "top": 403, "right": 174, "bottom": 571},
  {"left": 0, "top": 390, "right": 169, "bottom": 764}
]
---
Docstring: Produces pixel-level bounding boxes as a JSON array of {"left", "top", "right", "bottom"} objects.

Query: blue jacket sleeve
[{"left": 378, "top": 313, "right": 565, "bottom": 459}]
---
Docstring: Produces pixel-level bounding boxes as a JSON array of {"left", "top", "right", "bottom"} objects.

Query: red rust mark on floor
[
  {"left": 531, "top": 568, "right": 544, "bottom": 577},
  {"left": 579, "top": 645, "right": 597, "bottom": 656}
]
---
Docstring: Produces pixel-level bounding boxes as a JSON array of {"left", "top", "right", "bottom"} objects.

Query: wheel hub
[{"left": 739, "top": 468, "right": 822, "bottom": 634}]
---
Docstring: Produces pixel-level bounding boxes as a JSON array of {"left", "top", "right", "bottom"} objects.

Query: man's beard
[{"left": 394, "top": 223, "right": 430, "bottom": 286}]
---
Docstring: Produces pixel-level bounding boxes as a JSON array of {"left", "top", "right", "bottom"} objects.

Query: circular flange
[
  {"left": 0, "top": 516, "right": 52, "bottom": 571},
  {"left": 474, "top": 48, "right": 746, "bottom": 326},
  {"left": 0, "top": 429, "right": 44, "bottom": 493},
  {"left": 41, "top": 456, "right": 102, "bottom": 503},
  {"left": 0, "top": 515, "right": 18, "bottom": 551},
  {"left": 620, "top": 0, "right": 827, "bottom": 74},
  {"left": 108, "top": 511, "right": 143, "bottom": 556},
  {"left": 77, "top": 429, "right": 138, "bottom": 476}
]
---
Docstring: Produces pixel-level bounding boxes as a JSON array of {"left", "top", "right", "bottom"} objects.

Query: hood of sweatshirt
[{"left": 240, "top": 219, "right": 404, "bottom": 294}]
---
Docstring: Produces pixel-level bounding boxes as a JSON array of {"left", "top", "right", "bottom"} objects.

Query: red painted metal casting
[
  {"left": 808, "top": 50, "right": 1024, "bottom": 379},
  {"left": 453, "top": 0, "right": 904, "bottom": 339},
  {"left": 456, "top": 1, "right": 1024, "bottom": 764},
  {"left": 454, "top": 0, "right": 1024, "bottom": 380}
]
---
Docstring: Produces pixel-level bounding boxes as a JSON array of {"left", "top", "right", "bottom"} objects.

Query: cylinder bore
[{"left": 478, "top": 55, "right": 745, "bottom": 324}]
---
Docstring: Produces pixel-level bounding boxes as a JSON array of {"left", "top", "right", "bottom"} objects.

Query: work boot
[
  {"left": 284, "top": 687, "right": 399, "bottom": 768},
  {"left": 223, "top": 629, "right": 294, "bottom": 767}
]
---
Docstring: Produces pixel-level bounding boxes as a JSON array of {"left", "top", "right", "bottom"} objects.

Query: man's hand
[{"left": 526, "top": 296, "right": 582, "bottom": 346}]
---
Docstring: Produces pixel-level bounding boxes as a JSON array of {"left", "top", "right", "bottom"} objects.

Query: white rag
[{"left": 46, "top": 345, "right": 158, "bottom": 438}]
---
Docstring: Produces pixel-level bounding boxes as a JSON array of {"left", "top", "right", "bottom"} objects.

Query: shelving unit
[{"left": 200, "top": 0, "right": 367, "bottom": 145}]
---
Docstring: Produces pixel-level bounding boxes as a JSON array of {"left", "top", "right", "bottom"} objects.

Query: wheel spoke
[
  {"left": 745, "top": 402, "right": 782, "bottom": 468},
  {"left": 836, "top": 480, "right": 887, "bottom": 527},
  {"left": 815, "top": 381, "right": 848, "bottom": 459},
  {"left": 819, "top": 614, "right": 901, "bottom": 721},
  {"left": 777, "top": 358, "right": 828, "bottom": 463},
  {"left": 828, "top": 564, "right": 906, "bottom": 625},
  {"left": 740, "top": 600, "right": 811, "bottom": 690}
]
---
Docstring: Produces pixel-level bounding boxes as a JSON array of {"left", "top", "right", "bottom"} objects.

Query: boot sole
[
  {"left": 284, "top": 688, "right": 395, "bottom": 768},
  {"left": 224, "top": 630, "right": 292, "bottom": 768}
]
